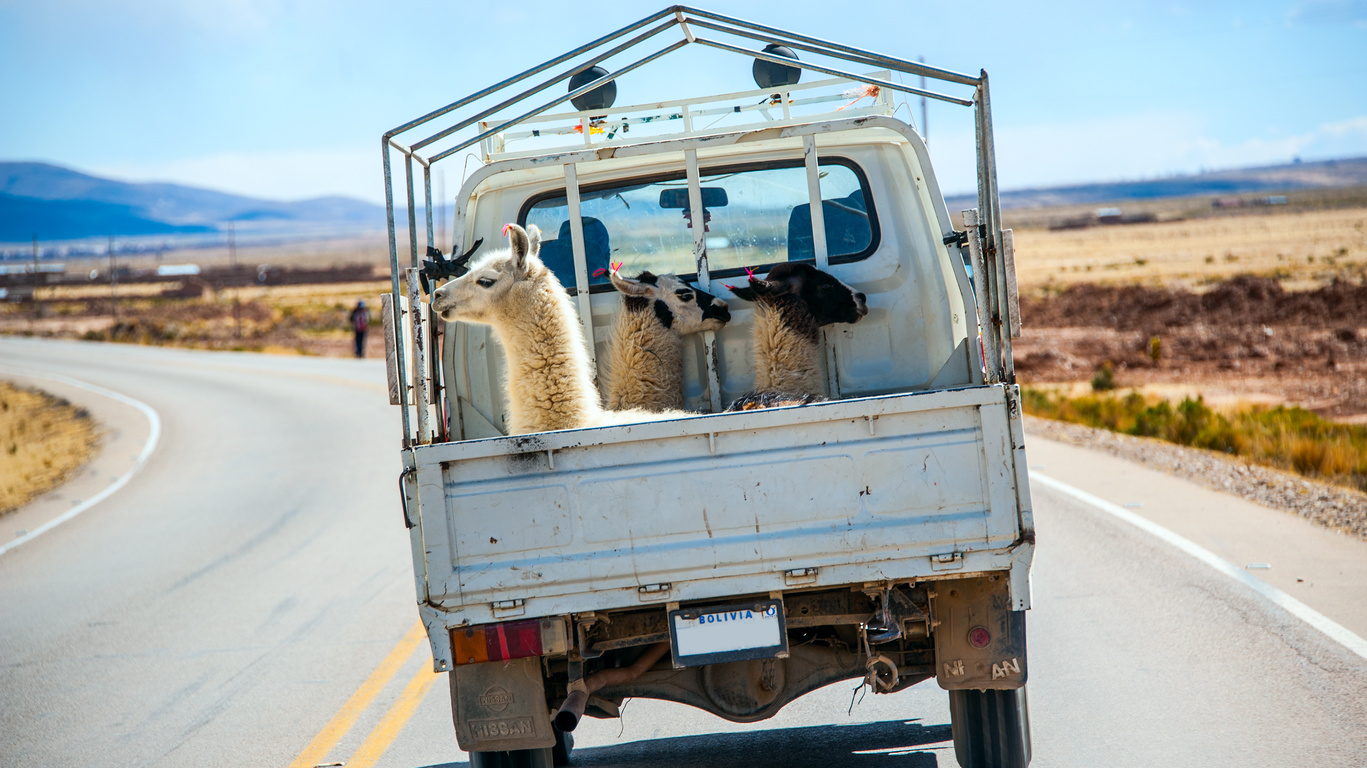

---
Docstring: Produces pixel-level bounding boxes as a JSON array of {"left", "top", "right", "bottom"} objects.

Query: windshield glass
[{"left": 521, "top": 159, "right": 875, "bottom": 290}]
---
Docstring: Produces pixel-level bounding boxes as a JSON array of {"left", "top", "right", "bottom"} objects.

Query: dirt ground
[{"left": 1015, "top": 276, "right": 1367, "bottom": 423}]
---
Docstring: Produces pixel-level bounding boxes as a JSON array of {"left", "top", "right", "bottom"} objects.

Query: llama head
[
  {"left": 609, "top": 270, "right": 731, "bottom": 334},
  {"left": 729, "top": 262, "right": 868, "bottom": 327},
  {"left": 430, "top": 223, "right": 544, "bottom": 323}
]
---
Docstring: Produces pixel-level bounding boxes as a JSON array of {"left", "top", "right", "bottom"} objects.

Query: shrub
[
  {"left": 1091, "top": 361, "right": 1116, "bottom": 391},
  {"left": 1021, "top": 387, "right": 1367, "bottom": 491}
]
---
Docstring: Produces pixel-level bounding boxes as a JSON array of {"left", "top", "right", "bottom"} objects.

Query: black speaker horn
[{"left": 752, "top": 43, "right": 801, "bottom": 90}]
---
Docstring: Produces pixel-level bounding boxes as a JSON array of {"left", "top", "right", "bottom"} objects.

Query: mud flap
[
  {"left": 933, "top": 574, "right": 1027, "bottom": 690},
  {"left": 449, "top": 657, "right": 555, "bottom": 752}
]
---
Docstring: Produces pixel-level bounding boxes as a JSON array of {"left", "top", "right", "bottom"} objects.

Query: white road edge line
[
  {"left": 1032, "top": 471, "right": 1367, "bottom": 662},
  {"left": 0, "top": 366, "right": 162, "bottom": 557}
]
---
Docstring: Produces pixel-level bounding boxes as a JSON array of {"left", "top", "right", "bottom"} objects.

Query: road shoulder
[
  {"left": 1024, "top": 424, "right": 1367, "bottom": 641},
  {"left": 0, "top": 369, "right": 153, "bottom": 553}
]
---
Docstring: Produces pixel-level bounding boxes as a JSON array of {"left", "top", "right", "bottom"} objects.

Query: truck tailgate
[{"left": 408, "top": 385, "right": 1026, "bottom": 624}]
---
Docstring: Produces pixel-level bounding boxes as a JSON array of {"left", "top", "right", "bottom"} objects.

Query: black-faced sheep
[
  {"left": 727, "top": 262, "right": 868, "bottom": 403},
  {"left": 604, "top": 268, "right": 730, "bottom": 412}
]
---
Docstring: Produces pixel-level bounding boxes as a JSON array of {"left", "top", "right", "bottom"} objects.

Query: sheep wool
[
  {"left": 605, "top": 296, "right": 685, "bottom": 411},
  {"left": 751, "top": 294, "right": 825, "bottom": 396}
]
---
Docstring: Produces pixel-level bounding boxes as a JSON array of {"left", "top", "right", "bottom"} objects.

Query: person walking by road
[{"left": 349, "top": 300, "right": 369, "bottom": 358}]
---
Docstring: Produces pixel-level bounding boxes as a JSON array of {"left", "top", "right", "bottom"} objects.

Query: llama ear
[
  {"left": 526, "top": 224, "right": 541, "bottom": 257},
  {"left": 505, "top": 223, "right": 530, "bottom": 274},
  {"left": 609, "top": 270, "right": 655, "bottom": 297}
]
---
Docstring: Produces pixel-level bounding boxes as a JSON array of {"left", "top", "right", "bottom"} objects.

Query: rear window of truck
[{"left": 519, "top": 157, "right": 878, "bottom": 292}]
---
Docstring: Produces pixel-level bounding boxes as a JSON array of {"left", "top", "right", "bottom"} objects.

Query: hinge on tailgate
[
  {"left": 492, "top": 599, "right": 526, "bottom": 618},
  {"left": 784, "top": 567, "right": 818, "bottom": 586},
  {"left": 931, "top": 552, "right": 964, "bottom": 571},
  {"left": 637, "top": 583, "right": 672, "bottom": 602}
]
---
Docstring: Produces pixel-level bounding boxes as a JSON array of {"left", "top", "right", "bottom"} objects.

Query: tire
[
  {"left": 467, "top": 747, "right": 554, "bottom": 768},
  {"left": 948, "top": 687, "right": 1031, "bottom": 768},
  {"left": 552, "top": 727, "right": 574, "bottom": 766}
]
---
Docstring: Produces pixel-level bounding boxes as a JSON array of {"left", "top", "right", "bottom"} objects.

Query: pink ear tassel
[
  {"left": 592, "top": 267, "right": 608, "bottom": 277},
  {"left": 501, "top": 223, "right": 511, "bottom": 237},
  {"left": 611, "top": 261, "right": 623, "bottom": 275},
  {"left": 743, "top": 266, "right": 758, "bottom": 281}
]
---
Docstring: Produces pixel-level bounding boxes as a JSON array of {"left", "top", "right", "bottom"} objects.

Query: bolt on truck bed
[{"left": 383, "top": 7, "right": 1034, "bottom": 767}]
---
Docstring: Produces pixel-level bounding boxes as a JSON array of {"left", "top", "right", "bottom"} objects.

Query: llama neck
[
  {"left": 494, "top": 278, "right": 601, "bottom": 434},
  {"left": 605, "top": 301, "right": 684, "bottom": 411},
  {"left": 752, "top": 297, "right": 824, "bottom": 396}
]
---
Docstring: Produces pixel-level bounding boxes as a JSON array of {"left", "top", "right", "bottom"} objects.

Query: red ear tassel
[
  {"left": 743, "top": 266, "right": 757, "bottom": 281},
  {"left": 502, "top": 223, "right": 511, "bottom": 237},
  {"left": 592, "top": 267, "right": 608, "bottom": 277}
]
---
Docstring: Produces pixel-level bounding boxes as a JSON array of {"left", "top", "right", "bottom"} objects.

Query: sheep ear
[
  {"left": 505, "top": 223, "right": 530, "bottom": 274},
  {"left": 609, "top": 270, "right": 655, "bottom": 297},
  {"left": 728, "top": 283, "right": 758, "bottom": 302}
]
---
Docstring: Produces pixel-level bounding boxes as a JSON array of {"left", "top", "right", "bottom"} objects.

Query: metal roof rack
[{"left": 382, "top": 5, "right": 1009, "bottom": 445}]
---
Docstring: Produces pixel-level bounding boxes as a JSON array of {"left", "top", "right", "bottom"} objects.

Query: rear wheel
[
  {"left": 467, "top": 747, "right": 554, "bottom": 768},
  {"left": 948, "top": 687, "right": 1031, "bottom": 768},
  {"left": 551, "top": 727, "right": 574, "bottom": 766}
]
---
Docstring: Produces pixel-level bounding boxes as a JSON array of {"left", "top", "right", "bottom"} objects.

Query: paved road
[{"left": 2, "top": 338, "right": 1365, "bottom": 768}]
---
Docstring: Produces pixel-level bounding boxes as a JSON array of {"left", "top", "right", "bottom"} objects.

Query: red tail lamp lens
[
  {"left": 451, "top": 620, "right": 544, "bottom": 666},
  {"left": 967, "top": 626, "right": 991, "bottom": 648}
]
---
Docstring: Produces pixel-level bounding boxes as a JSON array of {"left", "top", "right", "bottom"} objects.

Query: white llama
[{"left": 430, "top": 224, "right": 690, "bottom": 435}]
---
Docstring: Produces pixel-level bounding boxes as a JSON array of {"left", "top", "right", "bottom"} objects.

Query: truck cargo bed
[{"left": 407, "top": 384, "right": 1033, "bottom": 659}]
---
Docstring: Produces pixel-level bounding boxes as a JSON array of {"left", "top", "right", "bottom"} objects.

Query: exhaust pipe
[{"left": 554, "top": 641, "right": 669, "bottom": 732}]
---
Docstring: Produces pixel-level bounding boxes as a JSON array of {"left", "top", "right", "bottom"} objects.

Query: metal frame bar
[
  {"left": 380, "top": 5, "right": 1012, "bottom": 444},
  {"left": 563, "top": 164, "right": 599, "bottom": 385}
]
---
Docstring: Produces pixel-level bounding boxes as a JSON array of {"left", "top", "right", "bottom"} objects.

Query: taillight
[
  {"left": 450, "top": 618, "right": 568, "bottom": 666},
  {"left": 967, "top": 626, "right": 991, "bottom": 648}
]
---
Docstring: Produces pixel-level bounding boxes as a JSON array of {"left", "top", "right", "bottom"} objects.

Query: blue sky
[{"left": 2, "top": 0, "right": 1365, "bottom": 204}]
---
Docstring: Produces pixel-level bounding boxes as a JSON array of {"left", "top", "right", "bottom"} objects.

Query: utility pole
[
  {"left": 229, "top": 222, "right": 241, "bottom": 338},
  {"left": 31, "top": 234, "right": 40, "bottom": 319},
  {"left": 109, "top": 234, "right": 118, "bottom": 321},
  {"left": 919, "top": 56, "right": 928, "bottom": 142}
]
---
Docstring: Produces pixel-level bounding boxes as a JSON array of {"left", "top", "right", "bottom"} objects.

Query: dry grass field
[
  {"left": 1012, "top": 205, "right": 1367, "bottom": 293},
  {"left": 0, "top": 382, "right": 101, "bottom": 515},
  {"left": 0, "top": 280, "right": 393, "bottom": 357}
]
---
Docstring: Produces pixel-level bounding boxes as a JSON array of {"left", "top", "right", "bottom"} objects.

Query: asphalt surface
[{"left": 2, "top": 337, "right": 1365, "bottom": 768}]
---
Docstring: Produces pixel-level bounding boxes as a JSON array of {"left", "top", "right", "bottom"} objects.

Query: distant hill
[
  {"left": 0, "top": 162, "right": 385, "bottom": 243},
  {"left": 944, "top": 156, "right": 1367, "bottom": 211}
]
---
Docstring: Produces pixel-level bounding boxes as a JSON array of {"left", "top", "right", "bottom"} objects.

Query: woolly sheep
[
  {"left": 727, "top": 262, "right": 868, "bottom": 403},
  {"left": 604, "top": 269, "right": 730, "bottom": 412}
]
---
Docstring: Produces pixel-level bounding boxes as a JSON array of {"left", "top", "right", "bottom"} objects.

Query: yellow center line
[
  {"left": 344, "top": 660, "right": 441, "bottom": 768},
  {"left": 287, "top": 619, "right": 427, "bottom": 768}
]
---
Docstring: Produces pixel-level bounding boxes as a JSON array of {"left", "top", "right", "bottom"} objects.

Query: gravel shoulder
[{"left": 1025, "top": 414, "right": 1367, "bottom": 541}]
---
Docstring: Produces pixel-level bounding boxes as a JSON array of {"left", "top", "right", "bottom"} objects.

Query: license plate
[{"left": 668, "top": 599, "right": 788, "bottom": 668}]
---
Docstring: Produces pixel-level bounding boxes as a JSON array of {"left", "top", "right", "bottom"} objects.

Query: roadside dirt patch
[
  {"left": 0, "top": 381, "right": 101, "bottom": 515},
  {"left": 1016, "top": 276, "right": 1367, "bottom": 422}
]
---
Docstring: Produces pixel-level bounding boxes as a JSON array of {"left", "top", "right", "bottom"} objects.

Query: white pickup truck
[{"left": 381, "top": 8, "right": 1033, "bottom": 768}]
